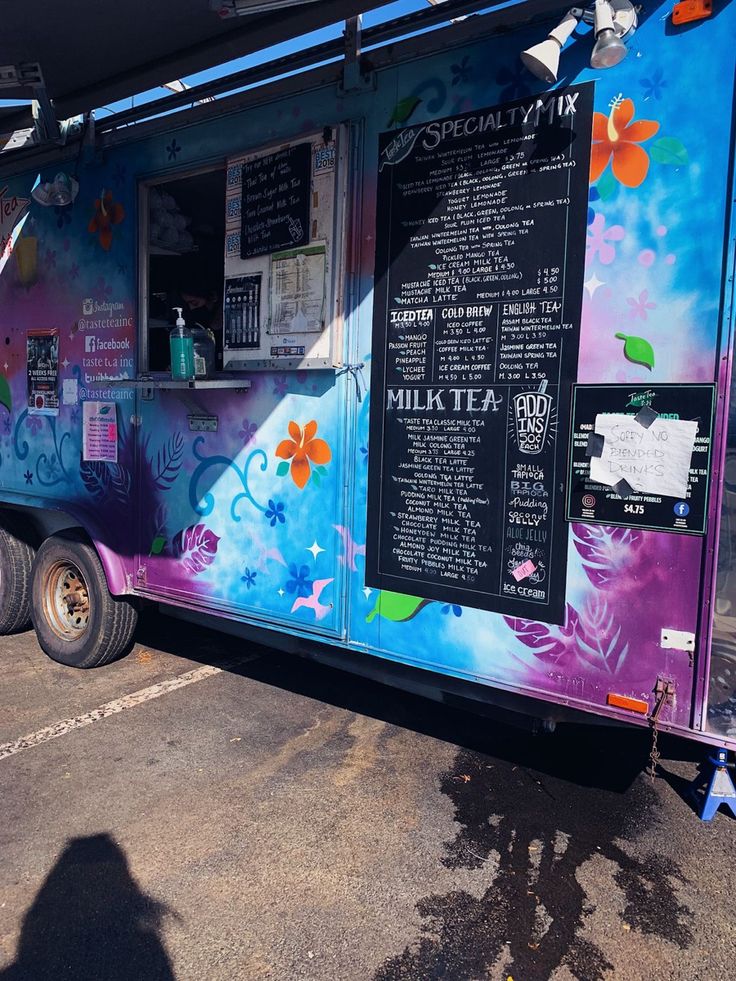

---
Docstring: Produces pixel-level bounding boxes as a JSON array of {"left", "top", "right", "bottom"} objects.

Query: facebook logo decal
[{"left": 674, "top": 502, "right": 690, "bottom": 518}]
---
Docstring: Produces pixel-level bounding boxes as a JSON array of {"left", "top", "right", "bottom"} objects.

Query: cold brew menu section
[{"left": 366, "top": 85, "right": 593, "bottom": 623}]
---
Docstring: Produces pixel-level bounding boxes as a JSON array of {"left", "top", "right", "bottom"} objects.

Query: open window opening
[{"left": 142, "top": 166, "right": 226, "bottom": 373}]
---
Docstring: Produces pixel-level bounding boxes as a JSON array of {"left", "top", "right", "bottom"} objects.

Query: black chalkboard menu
[
  {"left": 240, "top": 142, "right": 310, "bottom": 259},
  {"left": 566, "top": 384, "right": 716, "bottom": 535},
  {"left": 366, "top": 84, "right": 594, "bottom": 624}
]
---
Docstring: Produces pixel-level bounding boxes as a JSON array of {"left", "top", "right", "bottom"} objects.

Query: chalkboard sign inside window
[{"left": 240, "top": 142, "right": 311, "bottom": 259}]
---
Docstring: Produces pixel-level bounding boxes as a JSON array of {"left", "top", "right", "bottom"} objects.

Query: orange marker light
[
  {"left": 672, "top": 0, "right": 713, "bottom": 25},
  {"left": 607, "top": 693, "right": 649, "bottom": 714}
]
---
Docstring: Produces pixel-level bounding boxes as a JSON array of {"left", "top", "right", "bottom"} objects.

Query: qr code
[
  {"left": 226, "top": 197, "right": 241, "bottom": 220},
  {"left": 227, "top": 164, "right": 242, "bottom": 188},
  {"left": 226, "top": 232, "right": 241, "bottom": 256}
]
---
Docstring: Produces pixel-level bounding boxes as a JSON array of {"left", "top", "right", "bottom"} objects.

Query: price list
[{"left": 366, "top": 84, "right": 593, "bottom": 624}]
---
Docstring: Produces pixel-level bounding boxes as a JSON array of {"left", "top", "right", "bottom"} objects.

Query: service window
[{"left": 140, "top": 166, "right": 226, "bottom": 373}]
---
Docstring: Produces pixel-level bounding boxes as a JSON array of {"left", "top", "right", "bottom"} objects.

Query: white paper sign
[
  {"left": 590, "top": 413, "right": 698, "bottom": 499},
  {"left": 82, "top": 401, "right": 118, "bottom": 463},
  {"left": 62, "top": 378, "right": 78, "bottom": 405}
]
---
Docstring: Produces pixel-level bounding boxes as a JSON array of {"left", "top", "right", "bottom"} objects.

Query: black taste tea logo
[{"left": 513, "top": 382, "right": 553, "bottom": 456}]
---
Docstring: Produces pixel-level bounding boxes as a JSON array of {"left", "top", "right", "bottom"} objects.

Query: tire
[
  {"left": 0, "top": 514, "right": 35, "bottom": 634},
  {"left": 30, "top": 531, "right": 138, "bottom": 668}
]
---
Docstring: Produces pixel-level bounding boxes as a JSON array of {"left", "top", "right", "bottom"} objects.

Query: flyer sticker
[
  {"left": 512, "top": 560, "right": 537, "bottom": 582},
  {"left": 27, "top": 329, "right": 59, "bottom": 416},
  {"left": 82, "top": 401, "right": 118, "bottom": 462}
]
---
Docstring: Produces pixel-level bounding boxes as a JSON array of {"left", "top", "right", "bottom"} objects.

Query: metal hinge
[{"left": 136, "top": 565, "right": 147, "bottom": 586}]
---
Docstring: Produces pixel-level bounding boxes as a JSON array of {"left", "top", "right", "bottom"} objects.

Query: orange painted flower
[
  {"left": 590, "top": 99, "right": 659, "bottom": 189},
  {"left": 276, "top": 420, "right": 331, "bottom": 489},
  {"left": 88, "top": 189, "right": 125, "bottom": 250}
]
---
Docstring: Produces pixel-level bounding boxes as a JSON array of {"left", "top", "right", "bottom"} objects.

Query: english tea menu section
[{"left": 366, "top": 84, "right": 594, "bottom": 624}]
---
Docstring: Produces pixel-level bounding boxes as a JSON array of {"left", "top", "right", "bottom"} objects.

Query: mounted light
[
  {"left": 520, "top": 10, "right": 581, "bottom": 84},
  {"left": 591, "top": 0, "right": 628, "bottom": 67},
  {"left": 31, "top": 172, "right": 79, "bottom": 208},
  {"left": 520, "top": 1, "right": 637, "bottom": 80}
]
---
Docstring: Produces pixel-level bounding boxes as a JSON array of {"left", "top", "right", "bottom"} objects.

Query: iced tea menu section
[{"left": 366, "top": 84, "right": 593, "bottom": 623}]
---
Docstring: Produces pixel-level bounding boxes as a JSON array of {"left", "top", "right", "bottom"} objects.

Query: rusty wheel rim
[{"left": 42, "top": 560, "right": 91, "bottom": 640}]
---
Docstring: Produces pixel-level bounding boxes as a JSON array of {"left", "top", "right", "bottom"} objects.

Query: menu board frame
[{"left": 365, "top": 84, "right": 595, "bottom": 625}]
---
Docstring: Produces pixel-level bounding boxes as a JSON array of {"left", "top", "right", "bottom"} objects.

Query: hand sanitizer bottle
[{"left": 170, "top": 307, "right": 195, "bottom": 380}]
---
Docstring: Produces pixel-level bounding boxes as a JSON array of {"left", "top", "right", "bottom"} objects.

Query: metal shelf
[{"left": 102, "top": 376, "right": 251, "bottom": 391}]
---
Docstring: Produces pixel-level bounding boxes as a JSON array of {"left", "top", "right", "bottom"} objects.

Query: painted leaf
[
  {"left": 153, "top": 432, "right": 184, "bottom": 489},
  {"left": 150, "top": 536, "right": 166, "bottom": 556},
  {"left": 366, "top": 590, "right": 431, "bottom": 623},
  {"left": 0, "top": 375, "right": 11, "bottom": 413},
  {"left": 388, "top": 95, "right": 421, "bottom": 126},
  {"left": 108, "top": 463, "right": 131, "bottom": 504},
  {"left": 99, "top": 405, "right": 112, "bottom": 415},
  {"left": 79, "top": 460, "right": 111, "bottom": 501},
  {"left": 275, "top": 460, "right": 290, "bottom": 477},
  {"left": 572, "top": 524, "right": 640, "bottom": 589},
  {"left": 172, "top": 523, "right": 220, "bottom": 576},
  {"left": 595, "top": 170, "right": 618, "bottom": 202},
  {"left": 649, "top": 137, "right": 688, "bottom": 166},
  {"left": 615, "top": 332, "right": 655, "bottom": 370}
]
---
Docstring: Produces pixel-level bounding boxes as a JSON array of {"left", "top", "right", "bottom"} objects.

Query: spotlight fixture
[
  {"left": 520, "top": 10, "right": 581, "bottom": 84},
  {"left": 520, "top": 0, "right": 638, "bottom": 81}
]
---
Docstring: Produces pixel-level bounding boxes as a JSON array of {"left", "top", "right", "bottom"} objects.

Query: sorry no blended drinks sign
[{"left": 366, "top": 84, "right": 594, "bottom": 624}]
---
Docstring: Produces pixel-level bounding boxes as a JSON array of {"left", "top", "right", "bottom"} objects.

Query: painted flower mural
[
  {"left": 275, "top": 420, "right": 331, "bottom": 489},
  {"left": 590, "top": 98, "right": 659, "bottom": 188},
  {"left": 88, "top": 189, "right": 125, "bottom": 251}
]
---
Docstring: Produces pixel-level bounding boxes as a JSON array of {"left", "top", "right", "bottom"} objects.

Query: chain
[{"left": 648, "top": 719, "right": 661, "bottom": 781}]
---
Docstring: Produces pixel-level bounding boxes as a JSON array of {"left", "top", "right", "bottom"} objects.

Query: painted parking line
[{"left": 0, "top": 661, "right": 242, "bottom": 762}]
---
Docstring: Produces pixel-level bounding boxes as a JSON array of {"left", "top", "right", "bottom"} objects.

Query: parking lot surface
[{"left": 1, "top": 612, "right": 734, "bottom": 981}]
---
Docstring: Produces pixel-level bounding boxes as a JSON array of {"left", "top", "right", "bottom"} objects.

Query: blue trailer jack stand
[{"left": 690, "top": 748, "right": 736, "bottom": 821}]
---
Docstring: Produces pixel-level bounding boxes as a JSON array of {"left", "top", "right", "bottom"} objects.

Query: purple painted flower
[
  {"left": 26, "top": 415, "right": 43, "bottom": 435},
  {"left": 94, "top": 276, "right": 112, "bottom": 300},
  {"left": 272, "top": 375, "right": 288, "bottom": 397},
  {"left": 627, "top": 289, "right": 656, "bottom": 321},
  {"left": 3, "top": 417, "right": 10, "bottom": 434},
  {"left": 24, "top": 470, "right": 33, "bottom": 484},
  {"left": 587, "top": 213, "right": 625, "bottom": 266},
  {"left": 238, "top": 419, "right": 257, "bottom": 445},
  {"left": 285, "top": 562, "right": 313, "bottom": 598},
  {"left": 45, "top": 249, "right": 57, "bottom": 267},
  {"left": 265, "top": 499, "right": 285, "bottom": 527},
  {"left": 70, "top": 408, "right": 79, "bottom": 424},
  {"left": 69, "top": 263, "right": 80, "bottom": 280},
  {"left": 241, "top": 566, "right": 257, "bottom": 589}
]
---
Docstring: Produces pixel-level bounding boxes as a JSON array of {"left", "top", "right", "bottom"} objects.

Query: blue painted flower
[
  {"left": 112, "top": 163, "right": 128, "bottom": 186},
  {"left": 265, "top": 499, "right": 285, "bottom": 527},
  {"left": 26, "top": 415, "right": 43, "bottom": 435},
  {"left": 241, "top": 566, "right": 257, "bottom": 589},
  {"left": 441, "top": 604, "right": 462, "bottom": 617},
  {"left": 45, "top": 248, "right": 57, "bottom": 267},
  {"left": 70, "top": 408, "right": 79, "bottom": 424},
  {"left": 167, "top": 139, "right": 182, "bottom": 161},
  {"left": 285, "top": 562, "right": 313, "bottom": 598},
  {"left": 359, "top": 446, "right": 368, "bottom": 464},
  {"left": 69, "top": 263, "right": 80, "bottom": 280},
  {"left": 587, "top": 186, "right": 600, "bottom": 227},
  {"left": 3, "top": 418, "right": 10, "bottom": 434},
  {"left": 451, "top": 56, "right": 472, "bottom": 86},
  {"left": 640, "top": 66, "right": 666, "bottom": 102},
  {"left": 23, "top": 470, "right": 33, "bottom": 484},
  {"left": 496, "top": 62, "right": 530, "bottom": 102}
]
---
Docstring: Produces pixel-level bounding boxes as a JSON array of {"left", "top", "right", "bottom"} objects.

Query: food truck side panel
[{"left": 0, "top": 2, "right": 734, "bottom": 741}]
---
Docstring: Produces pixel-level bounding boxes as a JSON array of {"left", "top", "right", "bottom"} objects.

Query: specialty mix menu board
[{"left": 366, "top": 84, "right": 594, "bottom": 624}]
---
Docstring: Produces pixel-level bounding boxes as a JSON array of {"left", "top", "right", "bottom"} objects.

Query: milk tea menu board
[{"left": 366, "top": 84, "right": 593, "bottom": 624}]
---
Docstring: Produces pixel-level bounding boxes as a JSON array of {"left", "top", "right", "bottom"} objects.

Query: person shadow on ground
[{"left": 0, "top": 833, "right": 177, "bottom": 981}]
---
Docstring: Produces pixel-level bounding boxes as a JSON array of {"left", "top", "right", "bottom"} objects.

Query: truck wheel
[
  {"left": 30, "top": 532, "right": 138, "bottom": 668},
  {"left": 0, "top": 515, "right": 35, "bottom": 634}
]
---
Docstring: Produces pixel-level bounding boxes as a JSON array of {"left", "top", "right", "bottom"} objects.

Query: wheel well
[{"left": 0, "top": 505, "right": 132, "bottom": 597}]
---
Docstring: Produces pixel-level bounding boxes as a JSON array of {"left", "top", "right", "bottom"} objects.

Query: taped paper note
[{"left": 590, "top": 413, "right": 698, "bottom": 499}]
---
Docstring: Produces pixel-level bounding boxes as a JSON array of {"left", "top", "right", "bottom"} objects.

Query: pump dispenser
[{"left": 170, "top": 307, "right": 195, "bottom": 380}]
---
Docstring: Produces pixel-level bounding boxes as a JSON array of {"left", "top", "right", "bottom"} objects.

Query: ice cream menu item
[{"left": 366, "top": 84, "right": 593, "bottom": 624}]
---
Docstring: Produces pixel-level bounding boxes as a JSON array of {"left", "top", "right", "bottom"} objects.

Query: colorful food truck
[{"left": 1, "top": 0, "right": 735, "bottom": 756}]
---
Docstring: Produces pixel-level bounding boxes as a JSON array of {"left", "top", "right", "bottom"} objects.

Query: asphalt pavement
[{"left": 0, "top": 611, "right": 734, "bottom": 981}]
